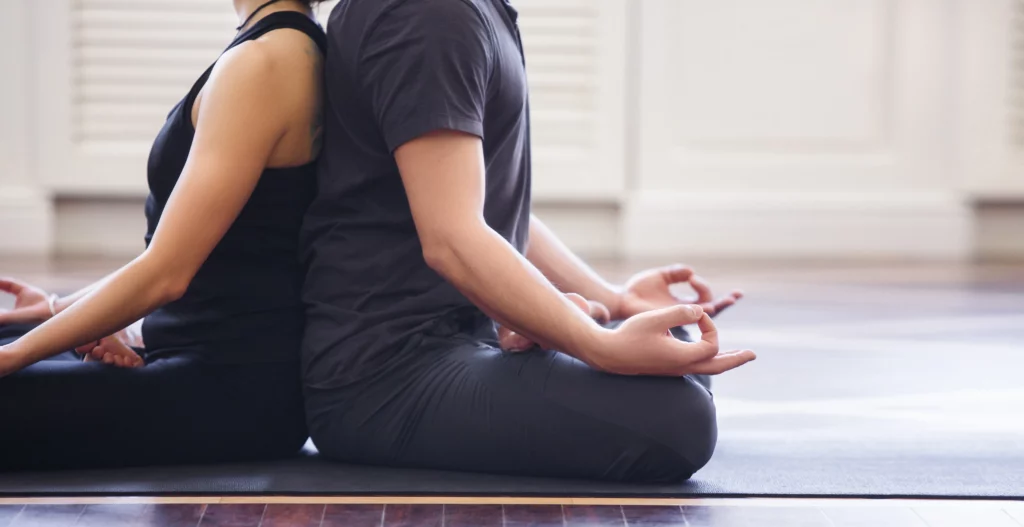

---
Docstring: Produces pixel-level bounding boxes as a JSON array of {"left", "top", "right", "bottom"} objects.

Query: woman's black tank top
[{"left": 141, "top": 12, "right": 326, "bottom": 363}]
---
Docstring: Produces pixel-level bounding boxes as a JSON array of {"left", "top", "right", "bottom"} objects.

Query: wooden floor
[
  {"left": 1, "top": 501, "right": 1023, "bottom": 527},
  {"left": 1, "top": 257, "right": 1023, "bottom": 526}
]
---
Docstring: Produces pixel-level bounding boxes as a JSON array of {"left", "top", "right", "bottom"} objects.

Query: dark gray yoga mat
[
  {"left": 0, "top": 339, "right": 1022, "bottom": 499},
  {"left": 0, "top": 436, "right": 1020, "bottom": 499}
]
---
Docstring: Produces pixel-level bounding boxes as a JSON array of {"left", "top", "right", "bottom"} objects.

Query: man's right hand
[
  {"left": 0, "top": 277, "right": 52, "bottom": 326},
  {"left": 585, "top": 305, "right": 755, "bottom": 376}
]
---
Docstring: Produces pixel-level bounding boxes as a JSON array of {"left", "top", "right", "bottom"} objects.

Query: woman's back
[{"left": 143, "top": 12, "right": 327, "bottom": 362}]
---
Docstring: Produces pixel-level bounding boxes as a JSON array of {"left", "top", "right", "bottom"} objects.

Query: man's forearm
[
  {"left": 424, "top": 221, "right": 605, "bottom": 360},
  {"left": 525, "top": 215, "right": 623, "bottom": 317}
]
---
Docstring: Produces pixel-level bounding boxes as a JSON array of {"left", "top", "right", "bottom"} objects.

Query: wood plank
[
  {"left": 138, "top": 504, "right": 207, "bottom": 527},
  {"left": 0, "top": 496, "right": 1018, "bottom": 508},
  {"left": 912, "top": 507, "right": 1020, "bottom": 527},
  {"left": 76, "top": 504, "right": 148, "bottom": 526},
  {"left": 198, "top": 504, "right": 266, "bottom": 527},
  {"left": 260, "top": 504, "right": 325, "bottom": 527},
  {"left": 621, "top": 505, "right": 686, "bottom": 526},
  {"left": 503, "top": 504, "right": 565, "bottom": 526},
  {"left": 9, "top": 505, "right": 86, "bottom": 527},
  {"left": 320, "top": 504, "right": 383, "bottom": 527},
  {"left": 0, "top": 506, "right": 23, "bottom": 527},
  {"left": 682, "top": 506, "right": 832, "bottom": 527},
  {"left": 444, "top": 505, "right": 503, "bottom": 527},
  {"left": 821, "top": 507, "right": 927, "bottom": 527},
  {"left": 564, "top": 505, "right": 625, "bottom": 526},
  {"left": 381, "top": 504, "right": 442, "bottom": 527}
]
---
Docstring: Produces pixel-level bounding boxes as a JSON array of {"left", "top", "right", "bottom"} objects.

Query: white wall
[
  {"left": 627, "top": 0, "right": 974, "bottom": 259},
  {"left": 0, "top": 0, "right": 52, "bottom": 254},
  {"left": 0, "top": 0, "right": 1018, "bottom": 259}
]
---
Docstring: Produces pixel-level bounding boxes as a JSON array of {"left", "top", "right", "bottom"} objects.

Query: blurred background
[
  {"left": 0, "top": 0, "right": 1020, "bottom": 261},
  {"left": 1, "top": 1, "right": 1022, "bottom": 498}
]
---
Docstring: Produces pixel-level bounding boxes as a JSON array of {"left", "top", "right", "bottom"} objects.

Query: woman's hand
[
  {"left": 0, "top": 332, "right": 143, "bottom": 377},
  {"left": 0, "top": 278, "right": 53, "bottom": 325},
  {"left": 614, "top": 264, "right": 743, "bottom": 320},
  {"left": 0, "top": 344, "right": 22, "bottom": 378},
  {"left": 498, "top": 293, "right": 610, "bottom": 352}
]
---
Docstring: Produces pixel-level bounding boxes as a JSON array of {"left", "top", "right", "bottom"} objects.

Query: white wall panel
[
  {"left": 0, "top": 0, "right": 53, "bottom": 254},
  {"left": 956, "top": 0, "right": 1023, "bottom": 199},
  {"left": 668, "top": 0, "right": 888, "bottom": 148},
  {"left": 629, "top": 0, "right": 971, "bottom": 258}
]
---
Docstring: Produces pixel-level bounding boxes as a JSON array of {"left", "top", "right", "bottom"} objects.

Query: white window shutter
[
  {"left": 517, "top": 0, "right": 628, "bottom": 202},
  {"left": 33, "top": 0, "right": 235, "bottom": 194},
  {"left": 75, "top": 0, "right": 235, "bottom": 146},
  {"left": 35, "top": 0, "right": 625, "bottom": 199}
]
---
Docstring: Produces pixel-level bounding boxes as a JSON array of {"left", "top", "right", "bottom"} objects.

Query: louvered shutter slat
[
  {"left": 66, "top": 0, "right": 623, "bottom": 200},
  {"left": 74, "top": 0, "right": 234, "bottom": 146},
  {"left": 519, "top": 2, "right": 600, "bottom": 153}
]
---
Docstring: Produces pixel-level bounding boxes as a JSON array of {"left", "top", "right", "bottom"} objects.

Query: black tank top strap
[
  {"left": 179, "top": 11, "right": 326, "bottom": 125},
  {"left": 230, "top": 11, "right": 327, "bottom": 54}
]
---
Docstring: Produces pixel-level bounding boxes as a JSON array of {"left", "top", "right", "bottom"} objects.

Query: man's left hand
[{"left": 614, "top": 264, "right": 743, "bottom": 320}]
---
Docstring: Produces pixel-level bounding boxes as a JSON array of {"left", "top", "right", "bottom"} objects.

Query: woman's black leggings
[
  {"left": 306, "top": 317, "right": 717, "bottom": 483},
  {"left": 0, "top": 324, "right": 308, "bottom": 471}
]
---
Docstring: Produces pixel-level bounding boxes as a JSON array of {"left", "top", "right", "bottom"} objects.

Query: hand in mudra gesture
[
  {"left": 0, "top": 277, "right": 53, "bottom": 325},
  {"left": 615, "top": 264, "right": 743, "bottom": 320}
]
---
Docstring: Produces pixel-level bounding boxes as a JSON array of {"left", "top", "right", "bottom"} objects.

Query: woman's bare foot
[{"left": 76, "top": 332, "right": 144, "bottom": 368}]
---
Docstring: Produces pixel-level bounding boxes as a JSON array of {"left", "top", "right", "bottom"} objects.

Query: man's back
[{"left": 300, "top": 0, "right": 532, "bottom": 390}]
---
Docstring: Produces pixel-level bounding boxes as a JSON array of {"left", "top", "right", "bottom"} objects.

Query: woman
[{"left": 0, "top": 0, "right": 326, "bottom": 470}]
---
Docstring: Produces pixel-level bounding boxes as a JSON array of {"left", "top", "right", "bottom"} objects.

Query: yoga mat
[{"left": 1, "top": 340, "right": 1021, "bottom": 499}]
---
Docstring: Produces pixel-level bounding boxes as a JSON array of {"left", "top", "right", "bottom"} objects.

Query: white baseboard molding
[
  {"left": 54, "top": 197, "right": 148, "bottom": 257},
  {"left": 0, "top": 186, "right": 53, "bottom": 255},
  {"left": 622, "top": 191, "right": 973, "bottom": 259}
]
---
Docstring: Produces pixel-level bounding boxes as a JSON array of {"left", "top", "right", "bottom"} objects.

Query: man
[{"left": 300, "top": 0, "right": 755, "bottom": 482}]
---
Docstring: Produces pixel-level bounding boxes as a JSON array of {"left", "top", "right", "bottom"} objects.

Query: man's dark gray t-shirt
[{"left": 300, "top": 0, "right": 531, "bottom": 390}]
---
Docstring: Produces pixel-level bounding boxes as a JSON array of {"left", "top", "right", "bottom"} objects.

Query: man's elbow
[
  {"left": 419, "top": 221, "right": 481, "bottom": 276},
  {"left": 417, "top": 214, "right": 487, "bottom": 276},
  {"left": 421, "top": 236, "right": 461, "bottom": 276}
]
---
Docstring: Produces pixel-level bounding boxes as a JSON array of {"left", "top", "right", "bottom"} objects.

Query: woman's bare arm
[{"left": 0, "top": 40, "right": 306, "bottom": 375}]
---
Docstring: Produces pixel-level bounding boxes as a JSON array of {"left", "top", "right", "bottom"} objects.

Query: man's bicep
[{"left": 394, "top": 130, "right": 486, "bottom": 242}]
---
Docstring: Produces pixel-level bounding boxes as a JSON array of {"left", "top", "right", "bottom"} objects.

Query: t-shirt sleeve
[{"left": 360, "top": 0, "right": 494, "bottom": 152}]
